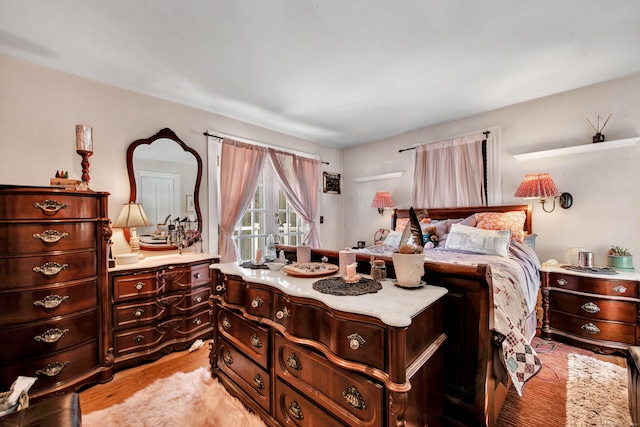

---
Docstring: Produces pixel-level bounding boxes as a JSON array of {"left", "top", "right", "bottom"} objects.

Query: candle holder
[{"left": 76, "top": 125, "right": 93, "bottom": 183}]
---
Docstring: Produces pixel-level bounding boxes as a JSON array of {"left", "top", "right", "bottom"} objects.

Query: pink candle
[
  {"left": 255, "top": 248, "right": 262, "bottom": 262},
  {"left": 346, "top": 262, "right": 356, "bottom": 278}
]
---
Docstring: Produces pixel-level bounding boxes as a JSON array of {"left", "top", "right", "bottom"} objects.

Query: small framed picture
[
  {"left": 186, "top": 194, "right": 194, "bottom": 212},
  {"left": 323, "top": 172, "right": 341, "bottom": 194}
]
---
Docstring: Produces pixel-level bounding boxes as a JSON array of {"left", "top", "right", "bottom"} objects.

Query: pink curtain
[
  {"left": 218, "top": 139, "right": 268, "bottom": 262},
  {"left": 268, "top": 150, "right": 322, "bottom": 248},
  {"left": 412, "top": 135, "right": 485, "bottom": 208}
]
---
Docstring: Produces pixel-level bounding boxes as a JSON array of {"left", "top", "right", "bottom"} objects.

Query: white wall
[
  {"left": 344, "top": 72, "right": 640, "bottom": 266},
  {"left": 0, "top": 54, "right": 344, "bottom": 253}
]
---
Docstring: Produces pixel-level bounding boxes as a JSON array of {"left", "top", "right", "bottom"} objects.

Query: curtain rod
[
  {"left": 398, "top": 130, "right": 491, "bottom": 153},
  {"left": 203, "top": 131, "right": 329, "bottom": 165}
]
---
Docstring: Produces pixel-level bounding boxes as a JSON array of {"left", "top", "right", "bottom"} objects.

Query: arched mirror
[{"left": 126, "top": 128, "right": 203, "bottom": 251}]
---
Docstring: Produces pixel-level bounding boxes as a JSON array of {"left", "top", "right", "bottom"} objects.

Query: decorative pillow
[
  {"left": 445, "top": 215, "right": 476, "bottom": 232},
  {"left": 395, "top": 217, "right": 409, "bottom": 232},
  {"left": 382, "top": 230, "right": 402, "bottom": 247},
  {"left": 420, "top": 219, "right": 448, "bottom": 237},
  {"left": 475, "top": 211, "right": 526, "bottom": 243},
  {"left": 445, "top": 223, "right": 511, "bottom": 257}
]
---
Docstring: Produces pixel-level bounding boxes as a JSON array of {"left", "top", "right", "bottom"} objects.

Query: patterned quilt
[{"left": 357, "top": 241, "right": 542, "bottom": 395}]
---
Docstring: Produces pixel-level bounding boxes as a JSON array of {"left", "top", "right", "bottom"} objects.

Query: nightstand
[{"left": 540, "top": 267, "right": 640, "bottom": 355}]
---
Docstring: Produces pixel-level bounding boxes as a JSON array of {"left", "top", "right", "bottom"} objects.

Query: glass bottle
[
  {"left": 265, "top": 234, "right": 277, "bottom": 261},
  {"left": 370, "top": 259, "right": 387, "bottom": 281}
]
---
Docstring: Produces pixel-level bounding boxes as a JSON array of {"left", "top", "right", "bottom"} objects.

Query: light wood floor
[{"left": 79, "top": 344, "right": 211, "bottom": 414}]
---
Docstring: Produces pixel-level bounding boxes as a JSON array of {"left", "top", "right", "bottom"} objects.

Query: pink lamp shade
[
  {"left": 371, "top": 191, "right": 395, "bottom": 215},
  {"left": 514, "top": 173, "right": 572, "bottom": 213}
]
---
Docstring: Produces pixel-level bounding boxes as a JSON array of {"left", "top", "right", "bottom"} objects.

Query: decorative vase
[
  {"left": 607, "top": 255, "right": 634, "bottom": 271},
  {"left": 391, "top": 253, "right": 425, "bottom": 287}
]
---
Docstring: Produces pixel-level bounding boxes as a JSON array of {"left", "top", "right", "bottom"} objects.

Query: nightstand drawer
[
  {"left": 550, "top": 291, "right": 637, "bottom": 323},
  {"left": 547, "top": 272, "right": 637, "bottom": 297},
  {"left": 551, "top": 311, "right": 636, "bottom": 344},
  {"left": 217, "top": 307, "right": 269, "bottom": 369}
]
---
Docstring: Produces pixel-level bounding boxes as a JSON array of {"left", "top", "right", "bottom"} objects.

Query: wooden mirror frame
[{"left": 125, "top": 127, "right": 203, "bottom": 251}]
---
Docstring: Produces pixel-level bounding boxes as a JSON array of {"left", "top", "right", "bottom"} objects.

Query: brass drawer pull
[
  {"left": 215, "top": 284, "right": 226, "bottom": 292},
  {"left": 286, "top": 353, "right": 302, "bottom": 371},
  {"left": 276, "top": 307, "right": 290, "bottom": 319},
  {"left": 194, "top": 295, "right": 203, "bottom": 303},
  {"left": 193, "top": 272, "right": 201, "bottom": 279},
  {"left": 556, "top": 278, "right": 568, "bottom": 286},
  {"left": 193, "top": 317, "right": 202, "bottom": 325},
  {"left": 134, "top": 334, "right": 145, "bottom": 343},
  {"left": 614, "top": 285, "right": 627, "bottom": 294},
  {"left": 134, "top": 282, "right": 145, "bottom": 291},
  {"left": 34, "top": 328, "right": 69, "bottom": 343},
  {"left": 343, "top": 386, "right": 367, "bottom": 410},
  {"left": 348, "top": 333, "right": 366, "bottom": 350},
  {"left": 251, "top": 297, "right": 264, "bottom": 308},
  {"left": 250, "top": 334, "right": 263, "bottom": 349},
  {"left": 35, "top": 361, "right": 69, "bottom": 377},
  {"left": 223, "top": 351, "right": 233, "bottom": 365},
  {"left": 222, "top": 317, "right": 232, "bottom": 330},
  {"left": 253, "top": 374, "right": 265, "bottom": 390},
  {"left": 287, "top": 401, "right": 304, "bottom": 420},
  {"left": 33, "top": 200, "right": 68, "bottom": 215},
  {"left": 581, "top": 323, "right": 601, "bottom": 334},
  {"left": 134, "top": 308, "right": 144, "bottom": 317},
  {"left": 33, "top": 262, "right": 68, "bottom": 276},
  {"left": 34, "top": 295, "right": 69, "bottom": 308},
  {"left": 33, "top": 229, "right": 69, "bottom": 243},
  {"left": 581, "top": 302, "right": 600, "bottom": 314}
]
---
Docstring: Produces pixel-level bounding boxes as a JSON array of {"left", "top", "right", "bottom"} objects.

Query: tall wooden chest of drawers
[
  {"left": 541, "top": 267, "right": 640, "bottom": 354},
  {"left": 0, "top": 186, "right": 112, "bottom": 399},
  {"left": 108, "top": 254, "right": 218, "bottom": 371}
]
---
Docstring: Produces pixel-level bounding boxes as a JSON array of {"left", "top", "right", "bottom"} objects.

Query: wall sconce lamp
[
  {"left": 514, "top": 173, "right": 573, "bottom": 213},
  {"left": 112, "top": 203, "right": 152, "bottom": 257},
  {"left": 371, "top": 191, "right": 396, "bottom": 215}
]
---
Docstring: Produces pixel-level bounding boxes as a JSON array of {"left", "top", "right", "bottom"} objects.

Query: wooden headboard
[{"left": 391, "top": 204, "right": 533, "bottom": 234}]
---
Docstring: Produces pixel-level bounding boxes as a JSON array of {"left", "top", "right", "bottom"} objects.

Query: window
[{"left": 232, "top": 162, "right": 303, "bottom": 261}]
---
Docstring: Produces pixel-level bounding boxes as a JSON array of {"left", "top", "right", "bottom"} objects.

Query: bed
[{"left": 278, "top": 204, "right": 541, "bottom": 426}]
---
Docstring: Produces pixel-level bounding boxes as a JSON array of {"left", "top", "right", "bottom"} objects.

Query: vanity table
[
  {"left": 210, "top": 263, "right": 448, "bottom": 426},
  {"left": 108, "top": 253, "right": 219, "bottom": 370}
]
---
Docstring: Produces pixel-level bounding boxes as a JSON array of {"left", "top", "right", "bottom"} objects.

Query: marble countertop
[
  {"left": 212, "top": 262, "right": 448, "bottom": 328},
  {"left": 540, "top": 265, "right": 639, "bottom": 281},
  {"left": 109, "top": 252, "right": 220, "bottom": 272}
]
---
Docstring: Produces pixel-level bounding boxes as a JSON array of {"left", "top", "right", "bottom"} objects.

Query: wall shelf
[
  {"left": 353, "top": 171, "right": 404, "bottom": 182},
  {"left": 513, "top": 137, "right": 639, "bottom": 160}
]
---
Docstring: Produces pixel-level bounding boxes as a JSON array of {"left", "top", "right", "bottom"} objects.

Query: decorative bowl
[{"left": 266, "top": 262, "right": 286, "bottom": 271}]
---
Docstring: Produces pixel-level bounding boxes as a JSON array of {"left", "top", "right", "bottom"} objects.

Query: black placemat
[
  {"left": 562, "top": 265, "right": 619, "bottom": 275},
  {"left": 313, "top": 277, "right": 382, "bottom": 296},
  {"left": 240, "top": 261, "right": 268, "bottom": 269}
]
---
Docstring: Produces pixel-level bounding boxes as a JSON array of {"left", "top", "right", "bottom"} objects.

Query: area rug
[
  {"left": 82, "top": 367, "right": 266, "bottom": 427},
  {"left": 566, "top": 353, "right": 631, "bottom": 427}
]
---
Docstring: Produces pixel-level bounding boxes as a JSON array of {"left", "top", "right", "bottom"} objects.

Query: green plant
[{"left": 608, "top": 245, "right": 632, "bottom": 256}]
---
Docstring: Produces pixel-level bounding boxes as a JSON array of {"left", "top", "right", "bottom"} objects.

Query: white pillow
[
  {"left": 382, "top": 230, "right": 402, "bottom": 247},
  {"left": 444, "top": 223, "right": 511, "bottom": 257}
]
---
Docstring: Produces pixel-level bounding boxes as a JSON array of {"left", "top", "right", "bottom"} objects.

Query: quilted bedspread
[{"left": 358, "top": 241, "right": 542, "bottom": 395}]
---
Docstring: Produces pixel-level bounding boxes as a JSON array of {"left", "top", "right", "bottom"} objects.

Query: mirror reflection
[{"left": 126, "top": 128, "right": 203, "bottom": 251}]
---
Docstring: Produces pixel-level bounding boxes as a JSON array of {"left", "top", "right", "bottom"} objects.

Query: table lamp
[{"left": 112, "top": 203, "right": 152, "bottom": 258}]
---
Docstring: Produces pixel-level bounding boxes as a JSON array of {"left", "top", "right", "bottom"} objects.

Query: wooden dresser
[
  {"left": 108, "top": 253, "right": 219, "bottom": 370},
  {"left": 0, "top": 186, "right": 112, "bottom": 399},
  {"left": 541, "top": 267, "right": 640, "bottom": 354},
  {"left": 210, "top": 263, "right": 448, "bottom": 427}
]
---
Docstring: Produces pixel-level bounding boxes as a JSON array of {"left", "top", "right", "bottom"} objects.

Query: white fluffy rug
[
  {"left": 566, "top": 353, "right": 631, "bottom": 427},
  {"left": 82, "top": 367, "right": 266, "bottom": 427}
]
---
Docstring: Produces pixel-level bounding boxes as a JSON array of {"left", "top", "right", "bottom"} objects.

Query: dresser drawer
[
  {"left": 0, "top": 309, "right": 98, "bottom": 362},
  {"left": 275, "top": 379, "right": 346, "bottom": 426},
  {"left": 275, "top": 334, "right": 383, "bottom": 427},
  {"left": 113, "top": 286, "right": 211, "bottom": 329},
  {"left": 551, "top": 311, "right": 637, "bottom": 344},
  {"left": 0, "top": 222, "right": 97, "bottom": 254},
  {"left": 547, "top": 272, "right": 637, "bottom": 297},
  {"left": 0, "top": 251, "right": 97, "bottom": 289},
  {"left": 190, "top": 263, "right": 212, "bottom": 286},
  {"left": 0, "top": 279, "right": 97, "bottom": 325},
  {"left": 550, "top": 291, "right": 637, "bottom": 323},
  {"left": 274, "top": 293, "right": 386, "bottom": 370},
  {"left": 0, "top": 193, "right": 99, "bottom": 220},
  {"left": 217, "top": 339, "right": 271, "bottom": 412},
  {"left": 246, "top": 287, "right": 274, "bottom": 318},
  {"left": 217, "top": 307, "right": 269, "bottom": 369},
  {"left": 0, "top": 341, "right": 99, "bottom": 393},
  {"left": 112, "top": 272, "right": 161, "bottom": 302}
]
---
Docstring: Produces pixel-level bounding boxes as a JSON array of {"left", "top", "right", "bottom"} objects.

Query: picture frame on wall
[
  {"left": 186, "top": 194, "right": 195, "bottom": 212},
  {"left": 323, "top": 172, "right": 341, "bottom": 194}
]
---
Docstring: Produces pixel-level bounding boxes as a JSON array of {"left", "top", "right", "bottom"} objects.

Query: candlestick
[
  {"left": 346, "top": 262, "right": 357, "bottom": 278},
  {"left": 75, "top": 125, "right": 93, "bottom": 183}
]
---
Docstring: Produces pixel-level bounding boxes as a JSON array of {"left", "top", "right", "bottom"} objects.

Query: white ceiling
[{"left": 2, "top": 1, "right": 640, "bottom": 148}]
